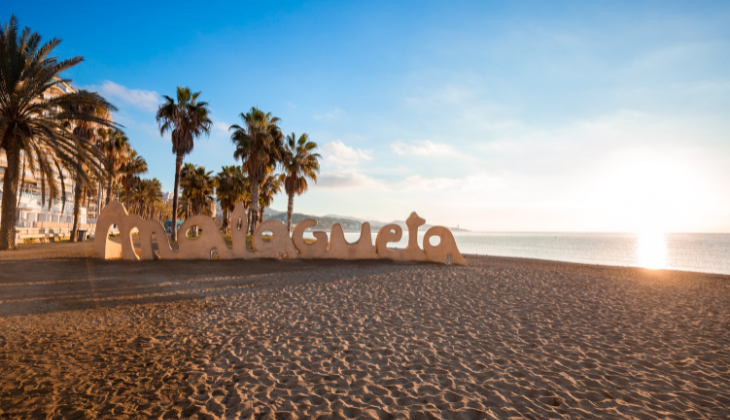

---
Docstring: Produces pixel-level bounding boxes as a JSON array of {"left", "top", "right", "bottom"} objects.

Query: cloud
[
  {"left": 395, "top": 173, "right": 504, "bottom": 193},
  {"left": 391, "top": 140, "right": 460, "bottom": 157},
  {"left": 322, "top": 140, "right": 371, "bottom": 166},
  {"left": 404, "top": 85, "right": 470, "bottom": 108},
  {"left": 212, "top": 120, "right": 232, "bottom": 135},
  {"left": 314, "top": 108, "right": 346, "bottom": 121},
  {"left": 317, "top": 172, "right": 381, "bottom": 189},
  {"left": 89, "top": 81, "right": 161, "bottom": 113},
  {"left": 316, "top": 141, "right": 378, "bottom": 190}
]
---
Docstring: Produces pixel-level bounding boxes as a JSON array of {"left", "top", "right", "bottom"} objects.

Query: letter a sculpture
[{"left": 93, "top": 201, "right": 467, "bottom": 266}]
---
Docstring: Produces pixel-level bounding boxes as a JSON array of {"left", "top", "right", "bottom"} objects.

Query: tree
[
  {"left": 83, "top": 171, "right": 100, "bottom": 219},
  {"left": 179, "top": 164, "right": 216, "bottom": 217},
  {"left": 120, "top": 150, "right": 148, "bottom": 211},
  {"left": 64, "top": 89, "right": 114, "bottom": 242},
  {"left": 153, "top": 198, "right": 172, "bottom": 223},
  {"left": 97, "top": 128, "right": 130, "bottom": 204},
  {"left": 215, "top": 165, "right": 250, "bottom": 233},
  {"left": 258, "top": 172, "right": 284, "bottom": 225},
  {"left": 131, "top": 178, "right": 163, "bottom": 219},
  {"left": 156, "top": 87, "right": 212, "bottom": 241},
  {"left": 230, "top": 107, "right": 284, "bottom": 233},
  {"left": 126, "top": 177, "right": 169, "bottom": 221},
  {"left": 282, "top": 133, "right": 320, "bottom": 232},
  {"left": 0, "top": 16, "right": 115, "bottom": 250}
]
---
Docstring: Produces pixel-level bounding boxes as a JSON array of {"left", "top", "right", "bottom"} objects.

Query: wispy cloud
[
  {"left": 317, "top": 172, "right": 382, "bottom": 189},
  {"left": 212, "top": 120, "right": 232, "bottom": 135},
  {"left": 404, "top": 84, "right": 471, "bottom": 108},
  {"left": 391, "top": 140, "right": 460, "bottom": 157},
  {"left": 314, "top": 108, "right": 346, "bottom": 121},
  {"left": 322, "top": 140, "right": 371, "bottom": 166},
  {"left": 317, "top": 141, "right": 378, "bottom": 189},
  {"left": 88, "top": 81, "right": 161, "bottom": 113}
]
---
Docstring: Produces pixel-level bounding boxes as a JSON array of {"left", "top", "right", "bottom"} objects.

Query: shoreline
[
  {"left": 6, "top": 240, "right": 730, "bottom": 277},
  {"left": 1, "top": 243, "right": 728, "bottom": 418},
  {"left": 463, "top": 253, "right": 730, "bottom": 277}
]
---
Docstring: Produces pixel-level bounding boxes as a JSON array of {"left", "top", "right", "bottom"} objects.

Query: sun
[
  {"left": 588, "top": 153, "right": 716, "bottom": 233},
  {"left": 637, "top": 231, "right": 667, "bottom": 270}
]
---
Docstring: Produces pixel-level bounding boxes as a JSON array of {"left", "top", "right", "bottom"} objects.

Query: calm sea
[{"left": 305, "top": 231, "right": 730, "bottom": 275}]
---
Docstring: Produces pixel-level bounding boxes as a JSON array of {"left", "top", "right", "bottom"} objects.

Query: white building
[{"left": 163, "top": 191, "right": 174, "bottom": 205}]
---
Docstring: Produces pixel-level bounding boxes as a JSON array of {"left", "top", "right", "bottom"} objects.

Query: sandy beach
[{"left": 0, "top": 242, "right": 728, "bottom": 419}]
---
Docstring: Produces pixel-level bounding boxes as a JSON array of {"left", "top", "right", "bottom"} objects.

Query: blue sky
[{"left": 6, "top": 1, "right": 730, "bottom": 231}]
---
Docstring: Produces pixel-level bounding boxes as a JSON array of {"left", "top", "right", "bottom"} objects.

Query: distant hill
[
  {"left": 262, "top": 207, "right": 469, "bottom": 232},
  {"left": 263, "top": 208, "right": 362, "bottom": 230}
]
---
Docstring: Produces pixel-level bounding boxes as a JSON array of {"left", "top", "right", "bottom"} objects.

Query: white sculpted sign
[{"left": 93, "top": 201, "right": 467, "bottom": 266}]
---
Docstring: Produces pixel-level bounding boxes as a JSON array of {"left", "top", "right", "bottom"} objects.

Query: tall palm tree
[
  {"left": 132, "top": 178, "right": 163, "bottom": 219},
  {"left": 215, "top": 165, "right": 250, "bottom": 233},
  {"left": 156, "top": 87, "right": 212, "bottom": 241},
  {"left": 97, "top": 128, "right": 130, "bottom": 204},
  {"left": 120, "top": 150, "right": 148, "bottom": 211},
  {"left": 153, "top": 198, "right": 172, "bottom": 223},
  {"left": 65, "top": 90, "right": 114, "bottom": 241},
  {"left": 258, "top": 172, "right": 284, "bottom": 225},
  {"left": 180, "top": 164, "right": 216, "bottom": 217},
  {"left": 0, "top": 16, "right": 115, "bottom": 250},
  {"left": 230, "top": 107, "right": 284, "bottom": 233},
  {"left": 282, "top": 133, "right": 320, "bottom": 232},
  {"left": 84, "top": 170, "right": 100, "bottom": 219},
  {"left": 177, "top": 163, "right": 195, "bottom": 219}
]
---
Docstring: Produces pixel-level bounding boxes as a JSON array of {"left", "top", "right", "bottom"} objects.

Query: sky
[{"left": 6, "top": 1, "right": 730, "bottom": 232}]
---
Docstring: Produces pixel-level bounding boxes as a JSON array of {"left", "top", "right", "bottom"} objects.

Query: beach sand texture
[{"left": 1, "top": 242, "right": 729, "bottom": 419}]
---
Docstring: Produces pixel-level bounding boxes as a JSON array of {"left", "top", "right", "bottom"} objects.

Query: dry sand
[{"left": 0, "top": 242, "right": 729, "bottom": 419}]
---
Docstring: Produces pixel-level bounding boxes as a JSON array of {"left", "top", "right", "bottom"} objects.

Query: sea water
[{"left": 303, "top": 231, "right": 730, "bottom": 275}]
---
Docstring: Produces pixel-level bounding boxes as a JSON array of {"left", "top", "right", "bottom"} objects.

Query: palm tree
[
  {"left": 180, "top": 164, "right": 216, "bottom": 217},
  {"left": 230, "top": 107, "right": 284, "bottom": 233},
  {"left": 132, "top": 178, "right": 163, "bottom": 219},
  {"left": 120, "top": 150, "right": 148, "bottom": 211},
  {"left": 258, "top": 172, "right": 284, "bottom": 225},
  {"left": 153, "top": 198, "right": 172, "bottom": 223},
  {"left": 282, "top": 133, "right": 320, "bottom": 232},
  {"left": 156, "top": 87, "right": 212, "bottom": 241},
  {"left": 97, "top": 128, "right": 130, "bottom": 204},
  {"left": 64, "top": 90, "right": 114, "bottom": 242},
  {"left": 83, "top": 171, "right": 100, "bottom": 219},
  {"left": 0, "top": 16, "right": 115, "bottom": 250},
  {"left": 215, "top": 165, "right": 250, "bottom": 233}
]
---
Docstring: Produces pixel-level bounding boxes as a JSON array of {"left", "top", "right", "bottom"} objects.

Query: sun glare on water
[{"left": 637, "top": 232, "right": 667, "bottom": 270}]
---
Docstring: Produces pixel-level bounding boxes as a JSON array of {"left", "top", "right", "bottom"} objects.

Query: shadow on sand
[{"left": 0, "top": 241, "right": 417, "bottom": 318}]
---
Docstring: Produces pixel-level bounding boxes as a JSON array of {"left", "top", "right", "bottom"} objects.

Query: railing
[{"left": 37, "top": 221, "right": 89, "bottom": 229}]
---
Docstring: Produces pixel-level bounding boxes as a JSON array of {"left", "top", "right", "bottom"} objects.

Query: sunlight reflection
[{"left": 637, "top": 232, "right": 667, "bottom": 270}]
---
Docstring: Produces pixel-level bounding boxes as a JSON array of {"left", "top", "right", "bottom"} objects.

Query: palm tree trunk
[
  {"left": 106, "top": 173, "right": 112, "bottom": 205},
  {"left": 16, "top": 158, "right": 26, "bottom": 210},
  {"left": 171, "top": 152, "right": 184, "bottom": 242},
  {"left": 125, "top": 183, "right": 131, "bottom": 212},
  {"left": 247, "top": 208, "right": 253, "bottom": 235},
  {"left": 0, "top": 139, "right": 21, "bottom": 250},
  {"left": 196, "top": 202, "right": 202, "bottom": 236},
  {"left": 70, "top": 172, "right": 83, "bottom": 242},
  {"left": 223, "top": 208, "right": 230, "bottom": 233},
  {"left": 251, "top": 176, "right": 260, "bottom": 233},
  {"left": 97, "top": 180, "right": 103, "bottom": 216},
  {"left": 287, "top": 193, "right": 294, "bottom": 233}
]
